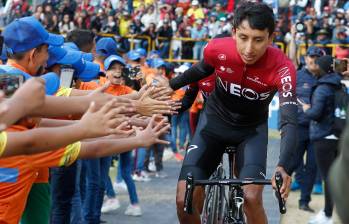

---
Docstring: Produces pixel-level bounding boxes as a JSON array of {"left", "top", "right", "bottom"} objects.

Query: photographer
[{"left": 301, "top": 55, "right": 342, "bottom": 224}]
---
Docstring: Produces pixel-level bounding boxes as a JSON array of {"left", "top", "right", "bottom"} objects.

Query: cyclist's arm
[
  {"left": 178, "top": 83, "right": 199, "bottom": 113},
  {"left": 169, "top": 60, "right": 214, "bottom": 91},
  {"left": 276, "top": 62, "right": 298, "bottom": 174}
]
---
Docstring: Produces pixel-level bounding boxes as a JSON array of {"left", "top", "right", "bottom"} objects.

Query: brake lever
[
  {"left": 275, "top": 171, "right": 287, "bottom": 214},
  {"left": 184, "top": 173, "right": 194, "bottom": 214}
]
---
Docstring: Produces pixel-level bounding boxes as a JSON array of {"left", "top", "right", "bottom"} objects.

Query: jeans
[
  {"left": 159, "top": 41, "right": 170, "bottom": 58},
  {"left": 83, "top": 157, "right": 111, "bottom": 223},
  {"left": 110, "top": 152, "right": 139, "bottom": 204},
  {"left": 144, "top": 144, "right": 164, "bottom": 172},
  {"left": 70, "top": 160, "right": 84, "bottom": 224},
  {"left": 50, "top": 161, "right": 78, "bottom": 224},
  {"left": 178, "top": 111, "right": 190, "bottom": 147},
  {"left": 290, "top": 126, "right": 317, "bottom": 205},
  {"left": 193, "top": 43, "right": 205, "bottom": 60},
  {"left": 135, "top": 148, "right": 147, "bottom": 172}
]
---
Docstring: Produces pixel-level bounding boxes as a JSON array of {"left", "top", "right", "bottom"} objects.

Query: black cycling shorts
[{"left": 178, "top": 110, "right": 268, "bottom": 181}]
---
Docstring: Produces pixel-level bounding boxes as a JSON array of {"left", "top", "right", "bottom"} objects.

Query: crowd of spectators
[{"left": 2, "top": 0, "right": 349, "bottom": 59}]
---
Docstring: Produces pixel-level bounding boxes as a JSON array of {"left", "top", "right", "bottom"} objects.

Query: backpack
[{"left": 333, "top": 84, "right": 349, "bottom": 138}]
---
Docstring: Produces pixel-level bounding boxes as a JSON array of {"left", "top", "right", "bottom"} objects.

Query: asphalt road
[{"left": 102, "top": 137, "right": 282, "bottom": 224}]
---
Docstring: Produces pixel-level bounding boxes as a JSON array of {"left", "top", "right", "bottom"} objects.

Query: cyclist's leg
[
  {"left": 236, "top": 122, "right": 268, "bottom": 224},
  {"left": 176, "top": 112, "right": 225, "bottom": 224}
]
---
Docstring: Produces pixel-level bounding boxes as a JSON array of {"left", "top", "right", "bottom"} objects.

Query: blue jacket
[
  {"left": 305, "top": 73, "right": 342, "bottom": 141},
  {"left": 296, "top": 68, "right": 318, "bottom": 126}
]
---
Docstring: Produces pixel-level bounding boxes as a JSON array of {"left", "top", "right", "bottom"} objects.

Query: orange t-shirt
[
  {"left": 172, "top": 89, "right": 186, "bottom": 101},
  {"left": 0, "top": 125, "right": 81, "bottom": 224},
  {"left": 79, "top": 77, "right": 134, "bottom": 96}
]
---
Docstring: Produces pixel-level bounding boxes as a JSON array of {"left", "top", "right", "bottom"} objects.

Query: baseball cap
[
  {"left": 96, "top": 37, "right": 117, "bottom": 57},
  {"left": 63, "top": 42, "right": 94, "bottom": 62},
  {"left": 151, "top": 58, "right": 166, "bottom": 68},
  {"left": 192, "top": 0, "right": 199, "bottom": 5},
  {"left": 315, "top": 55, "right": 334, "bottom": 74},
  {"left": 127, "top": 50, "right": 142, "bottom": 61},
  {"left": 47, "top": 46, "right": 82, "bottom": 68},
  {"left": 74, "top": 61, "right": 100, "bottom": 82},
  {"left": 104, "top": 55, "right": 126, "bottom": 70},
  {"left": 41, "top": 72, "right": 61, "bottom": 95},
  {"left": 135, "top": 48, "right": 147, "bottom": 57},
  {"left": 3, "top": 16, "right": 64, "bottom": 54},
  {"left": 306, "top": 46, "right": 325, "bottom": 57}
]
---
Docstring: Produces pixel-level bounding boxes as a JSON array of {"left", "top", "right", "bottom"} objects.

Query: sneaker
[
  {"left": 113, "top": 181, "right": 127, "bottom": 193},
  {"left": 148, "top": 161, "right": 156, "bottom": 172},
  {"left": 308, "top": 210, "right": 333, "bottom": 224},
  {"left": 155, "top": 171, "right": 168, "bottom": 178},
  {"left": 132, "top": 172, "right": 151, "bottom": 182},
  {"left": 299, "top": 203, "right": 315, "bottom": 213},
  {"left": 124, "top": 204, "right": 142, "bottom": 216},
  {"left": 291, "top": 180, "right": 300, "bottom": 191},
  {"left": 313, "top": 183, "right": 323, "bottom": 195},
  {"left": 101, "top": 198, "right": 120, "bottom": 213},
  {"left": 174, "top": 152, "right": 184, "bottom": 161}
]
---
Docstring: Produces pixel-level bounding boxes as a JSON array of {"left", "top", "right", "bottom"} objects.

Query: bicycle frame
[{"left": 184, "top": 147, "right": 286, "bottom": 224}]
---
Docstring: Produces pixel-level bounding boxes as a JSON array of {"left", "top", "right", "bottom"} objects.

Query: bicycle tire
[{"left": 201, "top": 166, "right": 225, "bottom": 224}]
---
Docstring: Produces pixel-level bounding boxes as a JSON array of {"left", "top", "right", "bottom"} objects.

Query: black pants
[{"left": 313, "top": 139, "right": 338, "bottom": 217}]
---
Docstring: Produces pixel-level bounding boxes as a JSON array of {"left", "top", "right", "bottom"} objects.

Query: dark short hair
[
  {"left": 66, "top": 29, "right": 96, "bottom": 52},
  {"left": 7, "top": 44, "right": 47, "bottom": 60},
  {"left": 233, "top": 1, "right": 275, "bottom": 35}
]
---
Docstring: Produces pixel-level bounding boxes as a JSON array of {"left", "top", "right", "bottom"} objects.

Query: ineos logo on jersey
[
  {"left": 218, "top": 77, "right": 271, "bottom": 100},
  {"left": 218, "top": 54, "right": 226, "bottom": 61},
  {"left": 187, "top": 145, "right": 198, "bottom": 154},
  {"left": 277, "top": 67, "right": 293, "bottom": 98}
]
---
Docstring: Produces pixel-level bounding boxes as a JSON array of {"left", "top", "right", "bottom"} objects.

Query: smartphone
[
  {"left": 60, "top": 65, "right": 75, "bottom": 88},
  {"left": 0, "top": 74, "right": 24, "bottom": 97},
  {"left": 333, "top": 59, "right": 348, "bottom": 73}
]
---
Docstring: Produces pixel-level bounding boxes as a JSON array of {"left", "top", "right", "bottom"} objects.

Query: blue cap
[
  {"left": 63, "top": 42, "right": 94, "bottom": 62},
  {"left": 3, "top": 16, "right": 64, "bottom": 54},
  {"left": 306, "top": 46, "right": 325, "bottom": 57},
  {"left": 149, "top": 50, "right": 160, "bottom": 58},
  {"left": 96, "top": 37, "right": 117, "bottom": 57},
  {"left": 47, "top": 46, "right": 82, "bottom": 68},
  {"left": 151, "top": 58, "right": 166, "bottom": 68},
  {"left": 41, "top": 72, "right": 60, "bottom": 95},
  {"left": 135, "top": 48, "right": 147, "bottom": 57},
  {"left": 104, "top": 55, "right": 126, "bottom": 70},
  {"left": 74, "top": 61, "right": 100, "bottom": 82},
  {"left": 127, "top": 50, "right": 142, "bottom": 61}
]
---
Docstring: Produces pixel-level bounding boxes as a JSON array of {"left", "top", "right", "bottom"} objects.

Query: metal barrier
[{"left": 98, "top": 33, "right": 152, "bottom": 52}]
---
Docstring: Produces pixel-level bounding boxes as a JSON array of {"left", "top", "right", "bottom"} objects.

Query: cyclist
[{"left": 166, "top": 2, "right": 297, "bottom": 224}]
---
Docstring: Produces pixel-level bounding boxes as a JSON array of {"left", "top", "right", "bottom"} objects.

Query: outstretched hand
[
  {"left": 134, "top": 115, "right": 170, "bottom": 148},
  {"left": 79, "top": 99, "right": 131, "bottom": 138}
]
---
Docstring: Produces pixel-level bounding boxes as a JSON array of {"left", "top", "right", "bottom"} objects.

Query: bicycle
[{"left": 183, "top": 146, "right": 286, "bottom": 224}]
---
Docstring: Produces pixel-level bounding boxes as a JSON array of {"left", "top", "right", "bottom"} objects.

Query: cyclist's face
[{"left": 234, "top": 20, "right": 273, "bottom": 65}]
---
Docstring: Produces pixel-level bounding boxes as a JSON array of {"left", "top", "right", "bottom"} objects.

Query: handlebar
[
  {"left": 183, "top": 172, "right": 287, "bottom": 215},
  {"left": 274, "top": 171, "right": 287, "bottom": 214}
]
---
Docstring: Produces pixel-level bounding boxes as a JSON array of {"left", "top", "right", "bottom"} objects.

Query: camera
[
  {"left": 333, "top": 59, "right": 348, "bottom": 74},
  {"left": 0, "top": 74, "right": 24, "bottom": 97},
  {"left": 295, "top": 22, "right": 306, "bottom": 33},
  {"left": 123, "top": 65, "right": 141, "bottom": 80}
]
